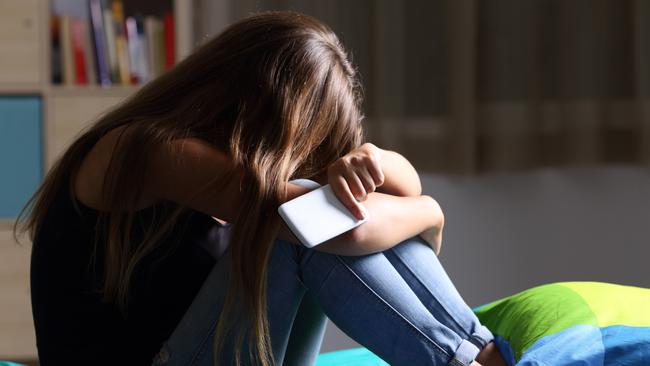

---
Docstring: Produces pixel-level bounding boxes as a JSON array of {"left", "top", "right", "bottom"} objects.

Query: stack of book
[{"left": 51, "top": 0, "right": 175, "bottom": 87}]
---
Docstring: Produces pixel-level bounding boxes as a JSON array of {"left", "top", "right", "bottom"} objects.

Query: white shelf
[
  {"left": 46, "top": 84, "right": 140, "bottom": 98},
  {"left": 0, "top": 83, "right": 44, "bottom": 95},
  {"left": 0, "top": 220, "right": 16, "bottom": 231}
]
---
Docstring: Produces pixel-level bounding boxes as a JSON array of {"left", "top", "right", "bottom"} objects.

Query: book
[
  {"left": 126, "top": 16, "right": 148, "bottom": 84},
  {"left": 59, "top": 16, "right": 74, "bottom": 86},
  {"left": 163, "top": 11, "right": 175, "bottom": 70},
  {"left": 70, "top": 18, "right": 88, "bottom": 85},
  {"left": 51, "top": 15, "right": 62, "bottom": 84},
  {"left": 111, "top": 0, "right": 131, "bottom": 85},
  {"left": 89, "top": 0, "right": 111, "bottom": 86},
  {"left": 145, "top": 16, "right": 165, "bottom": 79},
  {"left": 53, "top": 0, "right": 177, "bottom": 87},
  {"left": 102, "top": 3, "right": 118, "bottom": 83},
  {"left": 80, "top": 18, "right": 97, "bottom": 85},
  {"left": 135, "top": 16, "right": 150, "bottom": 83},
  {"left": 125, "top": 16, "right": 139, "bottom": 83}
]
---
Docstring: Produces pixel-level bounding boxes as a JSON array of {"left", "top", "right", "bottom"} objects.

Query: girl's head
[
  {"left": 154, "top": 10, "right": 365, "bottom": 181},
  {"left": 17, "top": 11, "right": 364, "bottom": 366},
  {"left": 221, "top": 11, "right": 364, "bottom": 179}
]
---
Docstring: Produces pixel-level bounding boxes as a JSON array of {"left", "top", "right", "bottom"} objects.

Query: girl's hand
[{"left": 327, "top": 143, "right": 385, "bottom": 220}]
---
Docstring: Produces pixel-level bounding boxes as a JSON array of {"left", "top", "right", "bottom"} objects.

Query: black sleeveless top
[{"left": 30, "top": 179, "right": 228, "bottom": 365}]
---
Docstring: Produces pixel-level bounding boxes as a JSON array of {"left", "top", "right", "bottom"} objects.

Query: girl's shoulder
[
  {"left": 74, "top": 126, "right": 160, "bottom": 212},
  {"left": 76, "top": 126, "right": 241, "bottom": 223}
]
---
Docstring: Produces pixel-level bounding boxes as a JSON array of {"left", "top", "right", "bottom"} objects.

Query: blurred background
[{"left": 0, "top": 0, "right": 648, "bottom": 363}]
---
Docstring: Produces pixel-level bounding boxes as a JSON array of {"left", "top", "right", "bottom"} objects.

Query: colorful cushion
[
  {"left": 474, "top": 281, "right": 650, "bottom": 365},
  {"left": 316, "top": 282, "right": 650, "bottom": 366}
]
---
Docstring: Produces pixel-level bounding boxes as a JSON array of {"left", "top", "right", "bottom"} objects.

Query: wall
[{"left": 320, "top": 165, "right": 650, "bottom": 352}]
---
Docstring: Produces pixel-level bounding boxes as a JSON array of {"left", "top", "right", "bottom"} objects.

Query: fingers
[
  {"left": 359, "top": 143, "right": 385, "bottom": 187},
  {"left": 348, "top": 156, "right": 381, "bottom": 196},
  {"left": 330, "top": 175, "right": 367, "bottom": 220},
  {"left": 326, "top": 144, "right": 385, "bottom": 220},
  {"left": 356, "top": 166, "right": 376, "bottom": 199},
  {"left": 365, "top": 157, "right": 384, "bottom": 188},
  {"left": 342, "top": 168, "right": 368, "bottom": 202}
]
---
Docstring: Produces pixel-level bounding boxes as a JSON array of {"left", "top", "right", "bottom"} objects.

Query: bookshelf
[{"left": 0, "top": 0, "right": 196, "bottom": 361}]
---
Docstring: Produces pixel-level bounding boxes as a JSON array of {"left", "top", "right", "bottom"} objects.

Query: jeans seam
[
  {"left": 187, "top": 316, "right": 219, "bottom": 366},
  {"left": 312, "top": 258, "right": 341, "bottom": 296},
  {"left": 451, "top": 358, "right": 466, "bottom": 366},
  {"left": 334, "top": 255, "right": 454, "bottom": 362},
  {"left": 387, "top": 247, "right": 473, "bottom": 340},
  {"left": 469, "top": 334, "right": 486, "bottom": 350},
  {"left": 299, "top": 246, "right": 318, "bottom": 269}
]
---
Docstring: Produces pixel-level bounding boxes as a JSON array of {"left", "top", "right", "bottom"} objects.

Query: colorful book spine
[
  {"left": 89, "top": 0, "right": 111, "bottom": 86},
  {"left": 135, "top": 16, "right": 150, "bottom": 83},
  {"left": 60, "top": 16, "right": 74, "bottom": 86},
  {"left": 102, "top": 3, "right": 118, "bottom": 83},
  {"left": 112, "top": 0, "right": 131, "bottom": 85},
  {"left": 70, "top": 18, "right": 88, "bottom": 85},
  {"left": 128, "top": 16, "right": 150, "bottom": 83},
  {"left": 163, "top": 12, "right": 175, "bottom": 71},
  {"left": 50, "top": 15, "right": 62, "bottom": 84},
  {"left": 80, "top": 18, "right": 97, "bottom": 85},
  {"left": 125, "top": 16, "right": 139, "bottom": 84},
  {"left": 145, "top": 16, "right": 165, "bottom": 79},
  {"left": 126, "top": 16, "right": 149, "bottom": 84}
]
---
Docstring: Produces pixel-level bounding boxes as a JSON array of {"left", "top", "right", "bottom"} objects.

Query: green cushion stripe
[
  {"left": 474, "top": 283, "right": 597, "bottom": 359},
  {"left": 560, "top": 282, "right": 650, "bottom": 327}
]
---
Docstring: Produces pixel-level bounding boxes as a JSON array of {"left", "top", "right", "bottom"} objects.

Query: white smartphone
[{"left": 278, "top": 184, "right": 367, "bottom": 248}]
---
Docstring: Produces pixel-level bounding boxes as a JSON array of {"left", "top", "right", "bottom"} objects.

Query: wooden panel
[
  {"left": 0, "top": 0, "right": 41, "bottom": 84},
  {"left": 45, "top": 94, "right": 128, "bottom": 170},
  {"left": 0, "top": 229, "right": 36, "bottom": 360}
]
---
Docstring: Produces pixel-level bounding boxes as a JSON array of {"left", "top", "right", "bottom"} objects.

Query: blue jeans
[{"left": 152, "top": 235, "right": 494, "bottom": 366}]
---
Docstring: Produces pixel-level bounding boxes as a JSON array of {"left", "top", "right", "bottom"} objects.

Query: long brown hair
[{"left": 15, "top": 11, "right": 364, "bottom": 366}]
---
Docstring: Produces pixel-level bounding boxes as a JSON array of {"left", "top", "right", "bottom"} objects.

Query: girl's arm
[
  {"left": 146, "top": 138, "right": 246, "bottom": 223},
  {"left": 315, "top": 192, "right": 442, "bottom": 256},
  {"left": 278, "top": 182, "right": 443, "bottom": 256},
  {"left": 375, "top": 147, "right": 422, "bottom": 197},
  {"left": 145, "top": 138, "right": 440, "bottom": 256}
]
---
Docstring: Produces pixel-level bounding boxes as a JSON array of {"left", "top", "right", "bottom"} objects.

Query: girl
[{"left": 17, "top": 11, "right": 506, "bottom": 366}]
